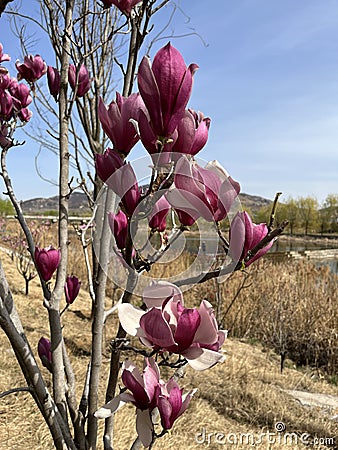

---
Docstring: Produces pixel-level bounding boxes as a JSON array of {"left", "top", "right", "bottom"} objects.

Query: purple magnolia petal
[
  {"left": 137, "top": 56, "right": 163, "bottom": 135},
  {"left": 166, "top": 62, "right": 199, "bottom": 135},
  {"left": 140, "top": 307, "right": 176, "bottom": 349},
  {"left": 122, "top": 370, "right": 150, "bottom": 409},
  {"left": 162, "top": 386, "right": 182, "bottom": 429},
  {"left": 172, "top": 110, "right": 196, "bottom": 154},
  {"left": 228, "top": 213, "right": 246, "bottom": 263},
  {"left": 152, "top": 43, "right": 198, "bottom": 136},
  {"left": 193, "top": 300, "right": 219, "bottom": 346},
  {"left": 148, "top": 195, "right": 170, "bottom": 231},
  {"left": 143, "top": 361, "right": 160, "bottom": 407},
  {"left": 174, "top": 308, "right": 201, "bottom": 352},
  {"left": 215, "top": 176, "right": 241, "bottom": 222},
  {"left": 165, "top": 186, "right": 200, "bottom": 226},
  {"left": 190, "top": 115, "right": 210, "bottom": 155},
  {"left": 108, "top": 210, "right": 128, "bottom": 250}
]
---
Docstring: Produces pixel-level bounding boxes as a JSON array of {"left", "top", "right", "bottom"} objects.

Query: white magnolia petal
[
  {"left": 205, "top": 159, "right": 229, "bottom": 181},
  {"left": 117, "top": 303, "right": 145, "bottom": 336},
  {"left": 143, "top": 281, "right": 183, "bottom": 308},
  {"left": 94, "top": 396, "right": 126, "bottom": 419},
  {"left": 184, "top": 347, "right": 226, "bottom": 371},
  {"left": 136, "top": 408, "right": 154, "bottom": 447}
]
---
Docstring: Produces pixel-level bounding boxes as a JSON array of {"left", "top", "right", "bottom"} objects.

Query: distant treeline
[{"left": 253, "top": 194, "right": 338, "bottom": 235}]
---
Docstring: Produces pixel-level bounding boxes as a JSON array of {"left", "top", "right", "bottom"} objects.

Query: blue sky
[{"left": 1, "top": 0, "right": 337, "bottom": 203}]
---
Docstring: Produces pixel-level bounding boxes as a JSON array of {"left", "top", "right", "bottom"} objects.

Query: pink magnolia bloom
[
  {"left": 47, "top": 66, "right": 60, "bottom": 101},
  {"left": 16, "top": 54, "right": 47, "bottom": 82},
  {"left": 118, "top": 285, "right": 227, "bottom": 370},
  {"left": 0, "top": 89, "right": 13, "bottom": 119},
  {"left": 95, "top": 357, "right": 160, "bottom": 447},
  {"left": 38, "top": 337, "right": 52, "bottom": 372},
  {"left": 0, "top": 43, "right": 10, "bottom": 63},
  {"left": 158, "top": 379, "right": 196, "bottom": 430},
  {"left": 137, "top": 108, "right": 178, "bottom": 164},
  {"left": 95, "top": 148, "right": 140, "bottom": 216},
  {"left": 68, "top": 64, "right": 91, "bottom": 97},
  {"left": 18, "top": 107, "right": 32, "bottom": 122},
  {"left": 34, "top": 246, "right": 61, "bottom": 282},
  {"left": 98, "top": 93, "right": 142, "bottom": 155},
  {"left": 166, "top": 156, "right": 240, "bottom": 225},
  {"left": 0, "top": 74, "right": 11, "bottom": 90},
  {"left": 148, "top": 195, "right": 170, "bottom": 232},
  {"left": 95, "top": 356, "right": 195, "bottom": 445},
  {"left": 229, "top": 211, "right": 273, "bottom": 266},
  {"left": 102, "top": 0, "right": 141, "bottom": 15},
  {"left": 9, "top": 79, "right": 33, "bottom": 109},
  {"left": 172, "top": 109, "right": 210, "bottom": 157},
  {"left": 64, "top": 275, "right": 81, "bottom": 304},
  {"left": 108, "top": 210, "right": 128, "bottom": 250},
  {"left": 107, "top": 163, "right": 140, "bottom": 217},
  {"left": 138, "top": 43, "right": 198, "bottom": 140},
  {"left": 95, "top": 147, "right": 124, "bottom": 183}
]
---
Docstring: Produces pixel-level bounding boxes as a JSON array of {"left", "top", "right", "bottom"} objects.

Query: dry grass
[{"left": 1, "top": 249, "right": 338, "bottom": 449}]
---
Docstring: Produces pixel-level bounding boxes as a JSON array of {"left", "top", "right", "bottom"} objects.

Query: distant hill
[
  {"left": 239, "top": 193, "right": 272, "bottom": 213},
  {"left": 21, "top": 192, "right": 91, "bottom": 214},
  {"left": 21, "top": 191, "right": 271, "bottom": 215}
]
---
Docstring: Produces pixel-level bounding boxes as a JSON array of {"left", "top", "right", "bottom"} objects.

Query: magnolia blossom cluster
[
  {"left": 95, "top": 43, "right": 273, "bottom": 266},
  {"left": 96, "top": 282, "right": 226, "bottom": 443},
  {"left": 95, "top": 356, "right": 196, "bottom": 447},
  {"left": 0, "top": 43, "right": 37, "bottom": 147},
  {"left": 47, "top": 64, "right": 91, "bottom": 101},
  {"left": 34, "top": 246, "right": 81, "bottom": 301}
]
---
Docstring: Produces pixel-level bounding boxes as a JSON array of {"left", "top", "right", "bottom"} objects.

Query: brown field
[{"left": 0, "top": 221, "right": 338, "bottom": 449}]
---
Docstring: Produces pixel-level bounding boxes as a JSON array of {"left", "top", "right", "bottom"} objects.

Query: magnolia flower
[
  {"left": 229, "top": 211, "right": 273, "bottom": 266},
  {"left": 138, "top": 43, "right": 198, "bottom": 140},
  {"left": 16, "top": 54, "right": 47, "bottom": 82},
  {"left": 64, "top": 275, "right": 81, "bottom": 304},
  {"left": 172, "top": 109, "right": 211, "bottom": 157},
  {"left": 34, "top": 246, "right": 61, "bottom": 282},
  {"left": 47, "top": 66, "right": 60, "bottom": 101},
  {"left": 137, "top": 108, "right": 178, "bottom": 164},
  {"left": 95, "top": 358, "right": 160, "bottom": 447},
  {"left": 108, "top": 210, "right": 128, "bottom": 250},
  {"left": 95, "top": 356, "right": 195, "bottom": 446},
  {"left": 98, "top": 93, "right": 142, "bottom": 155},
  {"left": 0, "top": 89, "right": 13, "bottom": 119},
  {"left": 158, "top": 379, "right": 196, "bottom": 430},
  {"left": 0, "top": 74, "right": 10, "bottom": 90},
  {"left": 148, "top": 196, "right": 170, "bottom": 232},
  {"left": 0, "top": 43, "right": 10, "bottom": 63},
  {"left": 68, "top": 64, "right": 90, "bottom": 97},
  {"left": 38, "top": 337, "right": 52, "bottom": 372},
  {"left": 18, "top": 107, "right": 32, "bottom": 123},
  {"left": 95, "top": 147, "right": 124, "bottom": 183},
  {"left": 166, "top": 156, "right": 240, "bottom": 225},
  {"left": 95, "top": 148, "right": 140, "bottom": 216},
  {"left": 118, "top": 284, "right": 227, "bottom": 370},
  {"left": 101, "top": 0, "right": 141, "bottom": 16},
  {"left": 9, "top": 80, "right": 33, "bottom": 109}
]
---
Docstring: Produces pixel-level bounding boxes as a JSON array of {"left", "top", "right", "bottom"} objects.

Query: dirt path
[{"left": 284, "top": 389, "right": 338, "bottom": 421}]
